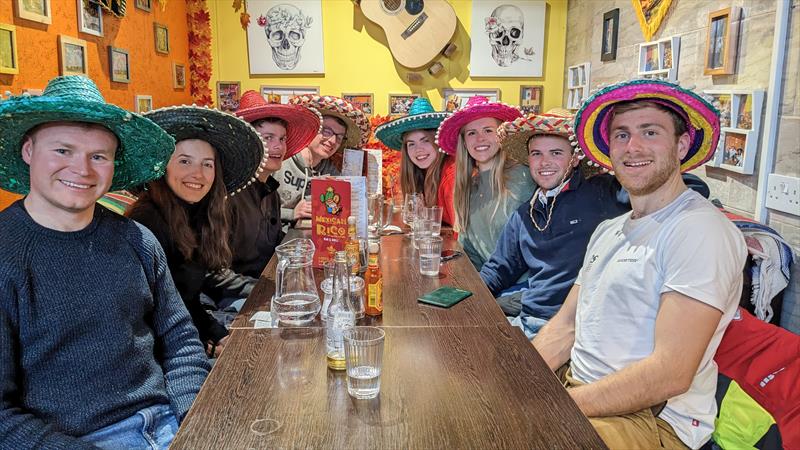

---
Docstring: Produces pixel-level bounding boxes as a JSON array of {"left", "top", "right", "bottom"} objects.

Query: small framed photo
[
  {"left": 721, "top": 131, "right": 747, "bottom": 169},
  {"left": 735, "top": 94, "right": 753, "bottom": 130},
  {"left": 15, "top": 0, "right": 52, "bottom": 24},
  {"left": 441, "top": 89, "right": 499, "bottom": 113},
  {"left": 134, "top": 0, "right": 151, "bottom": 12},
  {"left": 566, "top": 62, "right": 590, "bottom": 110},
  {"left": 388, "top": 93, "right": 421, "bottom": 117},
  {"left": 154, "top": 23, "right": 169, "bottom": 55},
  {"left": 58, "top": 35, "right": 88, "bottom": 76},
  {"left": 135, "top": 95, "right": 153, "bottom": 113},
  {"left": 77, "top": 0, "right": 103, "bottom": 37},
  {"left": 601, "top": 8, "right": 619, "bottom": 62},
  {"left": 217, "top": 81, "right": 241, "bottom": 112},
  {"left": 108, "top": 46, "right": 130, "bottom": 83},
  {"left": 342, "top": 93, "right": 374, "bottom": 116},
  {"left": 260, "top": 86, "right": 319, "bottom": 104},
  {"left": 638, "top": 36, "right": 680, "bottom": 81},
  {"left": 0, "top": 23, "right": 19, "bottom": 75},
  {"left": 520, "top": 85, "right": 543, "bottom": 114},
  {"left": 707, "top": 93, "right": 732, "bottom": 127},
  {"left": 172, "top": 62, "right": 186, "bottom": 89},
  {"left": 704, "top": 8, "right": 739, "bottom": 76}
]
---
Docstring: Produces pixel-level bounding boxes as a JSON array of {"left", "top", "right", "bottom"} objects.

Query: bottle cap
[
  {"left": 347, "top": 216, "right": 356, "bottom": 224},
  {"left": 368, "top": 242, "right": 379, "bottom": 254}
]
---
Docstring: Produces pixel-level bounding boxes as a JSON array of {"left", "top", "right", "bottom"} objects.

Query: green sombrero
[
  {"left": 0, "top": 76, "right": 175, "bottom": 194},
  {"left": 375, "top": 98, "right": 448, "bottom": 151}
]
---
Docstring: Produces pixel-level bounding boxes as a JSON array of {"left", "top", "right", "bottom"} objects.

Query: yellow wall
[{"left": 209, "top": 0, "right": 567, "bottom": 115}]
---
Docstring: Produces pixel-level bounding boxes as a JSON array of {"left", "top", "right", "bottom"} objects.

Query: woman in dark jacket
[{"left": 128, "top": 106, "right": 265, "bottom": 357}]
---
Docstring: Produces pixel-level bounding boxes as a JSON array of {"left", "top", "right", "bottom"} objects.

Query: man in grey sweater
[
  {"left": 278, "top": 95, "right": 371, "bottom": 224},
  {"left": 0, "top": 76, "right": 209, "bottom": 449}
]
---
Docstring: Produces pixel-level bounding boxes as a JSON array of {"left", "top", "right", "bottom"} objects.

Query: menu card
[{"left": 310, "top": 176, "right": 368, "bottom": 268}]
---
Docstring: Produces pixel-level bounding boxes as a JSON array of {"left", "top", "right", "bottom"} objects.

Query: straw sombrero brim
[
  {"left": 235, "top": 103, "right": 322, "bottom": 159},
  {"left": 435, "top": 103, "right": 522, "bottom": 155},
  {"left": 145, "top": 106, "right": 266, "bottom": 196},
  {"left": 291, "top": 95, "right": 371, "bottom": 149},
  {"left": 0, "top": 96, "right": 175, "bottom": 194},
  {"left": 574, "top": 79, "right": 720, "bottom": 172},
  {"left": 375, "top": 112, "right": 448, "bottom": 151},
  {"left": 499, "top": 114, "right": 577, "bottom": 164}
]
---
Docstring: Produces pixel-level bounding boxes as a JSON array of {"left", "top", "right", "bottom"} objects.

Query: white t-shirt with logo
[{"left": 571, "top": 189, "right": 747, "bottom": 449}]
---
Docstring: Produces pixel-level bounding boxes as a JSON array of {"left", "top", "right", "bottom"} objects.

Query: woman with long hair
[
  {"left": 128, "top": 106, "right": 266, "bottom": 358},
  {"left": 436, "top": 96, "right": 535, "bottom": 270},
  {"left": 375, "top": 97, "right": 455, "bottom": 226}
]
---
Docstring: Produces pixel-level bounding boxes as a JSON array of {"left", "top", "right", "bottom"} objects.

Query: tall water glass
[
  {"left": 402, "top": 193, "right": 422, "bottom": 228},
  {"left": 418, "top": 236, "right": 443, "bottom": 277},
  {"left": 343, "top": 327, "right": 385, "bottom": 399},
  {"left": 412, "top": 217, "right": 433, "bottom": 250},
  {"left": 425, "top": 206, "right": 443, "bottom": 236}
]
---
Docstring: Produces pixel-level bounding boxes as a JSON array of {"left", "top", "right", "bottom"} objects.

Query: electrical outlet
[{"left": 766, "top": 174, "right": 800, "bottom": 216}]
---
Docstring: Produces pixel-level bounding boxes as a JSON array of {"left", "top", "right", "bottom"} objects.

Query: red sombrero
[{"left": 235, "top": 90, "right": 322, "bottom": 159}]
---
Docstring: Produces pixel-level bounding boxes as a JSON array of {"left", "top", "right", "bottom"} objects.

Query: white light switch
[{"left": 766, "top": 174, "right": 800, "bottom": 216}]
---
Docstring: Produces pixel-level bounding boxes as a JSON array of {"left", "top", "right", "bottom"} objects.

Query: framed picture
[
  {"left": 637, "top": 35, "right": 680, "bottom": 81},
  {"left": 441, "top": 89, "right": 500, "bottom": 113},
  {"left": 388, "top": 94, "right": 421, "bottom": 117},
  {"left": 15, "top": 0, "right": 52, "bottom": 24},
  {"left": 601, "top": 8, "right": 619, "bottom": 62},
  {"left": 77, "top": 0, "right": 103, "bottom": 37},
  {"left": 172, "top": 62, "right": 186, "bottom": 89},
  {"left": 246, "top": 0, "right": 325, "bottom": 75},
  {"left": 58, "top": 35, "right": 88, "bottom": 76},
  {"left": 259, "top": 85, "right": 319, "bottom": 104},
  {"left": 108, "top": 46, "right": 130, "bottom": 83},
  {"left": 134, "top": 0, "right": 151, "bottom": 12},
  {"left": 154, "top": 23, "right": 169, "bottom": 54},
  {"left": 135, "top": 95, "right": 153, "bottom": 113},
  {"left": 0, "top": 24, "right": 19, "bottom": 75},
  {"left": 217, "top": 81, "right": 241, "bottom": 112},
  {"left": 704, "top": 89, "right": 764, "bottom": 174},
  {"left": 704, "top": 7, "right": 739, "bottom": 76},
  {"left": 566, "top": 62, "right": 590, "bottom": 110},
  {"left": 342, "top": 93, "right": 374, "bottom": 116},
  {"left": 520, "top": 85, "right": 543, "bottom": 114},
  {"left": 470, "top": 0, "right": 546, "bottom": 77}
]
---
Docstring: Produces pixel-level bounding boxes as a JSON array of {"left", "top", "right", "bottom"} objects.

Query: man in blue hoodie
[{"left": 480, "top": 109, "right": 708, "bottom": 338}]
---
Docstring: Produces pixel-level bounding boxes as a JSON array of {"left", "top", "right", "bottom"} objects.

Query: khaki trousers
[{"left": 557, "top": 365, "right": 688, "bottom": 450}]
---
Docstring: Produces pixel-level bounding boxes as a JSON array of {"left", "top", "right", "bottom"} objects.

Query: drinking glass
[
  {"left": 402, "top": 193, "right": 422, "bottom": 229},
  {"left": 418, "top": 236, "right": 443, "bottom": 277},
  {"left": 412, "top": 217, "right": 433, "bottom": 250},
  {"left": 343, "top": 327, "right": 385, "bottom": 399},
  {"left": 425, "top": 206, "right": 443, "bottom": 236}
]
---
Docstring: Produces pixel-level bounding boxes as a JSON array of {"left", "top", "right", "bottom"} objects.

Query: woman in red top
[{"left": 375, "top": 98, "right": 455, "bottom": 226}]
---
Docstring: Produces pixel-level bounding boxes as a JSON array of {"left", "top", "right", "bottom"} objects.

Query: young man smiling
[
  {"left": 0, "top": 76, "right": 209, "bottom": 449},
  {"left": 277, "top": 95, "right": 370, "bottom": 224},
  {"left": 533, "top": 80, "right": 747, "bottom": 449}
]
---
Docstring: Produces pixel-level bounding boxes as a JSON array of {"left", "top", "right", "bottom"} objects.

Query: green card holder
[{"left": 418, "top": 286, "right": 473, "bottom": 308}]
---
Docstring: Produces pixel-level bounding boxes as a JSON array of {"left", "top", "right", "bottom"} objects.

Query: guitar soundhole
[
  {"left": 405, "top": 0, "right": 423, "bottom": 15},
  {"left": 381, "top": 0, "right": 402, "bottom": 13}
]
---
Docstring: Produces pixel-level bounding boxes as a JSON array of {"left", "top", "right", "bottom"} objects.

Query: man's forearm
[{"left": 532, "top": 319, "right": 574, "bottom": 371}]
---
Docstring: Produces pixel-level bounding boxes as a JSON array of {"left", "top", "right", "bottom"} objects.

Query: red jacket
[{"left": 437, "top": 156, "right": 456, "bottom": 228}]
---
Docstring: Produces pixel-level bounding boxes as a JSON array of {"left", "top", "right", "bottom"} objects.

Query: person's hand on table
[{"left": 294, "top": 200, "right": 312, "bottom": 220}]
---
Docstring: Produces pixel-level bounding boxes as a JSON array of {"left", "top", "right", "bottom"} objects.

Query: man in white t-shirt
[{"left": 533, "top": 80, "right": 747, "bottom": 449}]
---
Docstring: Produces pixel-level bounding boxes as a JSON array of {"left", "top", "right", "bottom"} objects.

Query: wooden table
[
  {"left": 230, "top": 229, "right": 509, "bottom": 329},
  {"left": 171, "top": 325, "right": 605, "bottom": 449}
]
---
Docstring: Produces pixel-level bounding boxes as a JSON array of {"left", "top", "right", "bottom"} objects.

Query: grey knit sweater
[{"left": 0, "top": 201, "right": 209, "bottom": 449}]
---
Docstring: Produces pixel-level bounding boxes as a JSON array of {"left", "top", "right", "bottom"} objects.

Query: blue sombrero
[{"left": 375, "top": 98, "right": 448, "bottom": 151}]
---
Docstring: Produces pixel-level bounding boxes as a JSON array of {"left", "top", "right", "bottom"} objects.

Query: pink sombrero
[
  {"left": 499, "top": 108, "right": 583, "bottom": 163},
  {"left": 435, "top": 96, "right": 522, "bottom": 155},
  {"left": 235, "top": 90, "right": 322, "bottom": 159},
  {"left": 290, "top": 95, "right": 371, "bottom": 149},
  {"left": 574, "top": 79, "right": 720, "bottom": 172}
]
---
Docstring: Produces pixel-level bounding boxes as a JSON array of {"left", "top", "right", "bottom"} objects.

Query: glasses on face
[{"left": 321, "top": 126, "right": 346, "bottom": 142}]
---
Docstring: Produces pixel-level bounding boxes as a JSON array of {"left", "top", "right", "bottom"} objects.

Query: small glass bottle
[
  {"left": 365, "top": 242, "right": 383, "bottom": 316},
  {"left": 344, "top": 216, "right": 361, "bottom": 274},
  {"left": 326, "top": 251, "right": 355, "bottom": 370}
]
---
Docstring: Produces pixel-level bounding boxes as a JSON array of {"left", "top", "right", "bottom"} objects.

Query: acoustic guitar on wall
[{"left": 356, "top": 0, "right": 457, "bottom": 69}]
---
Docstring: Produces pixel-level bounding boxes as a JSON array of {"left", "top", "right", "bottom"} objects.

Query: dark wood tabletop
[
  {"left": 171, "top": 325, "right": 606, "bottom": 449},
  {"left": 230, "top": 228, "right": 509, "bottom": 329}
]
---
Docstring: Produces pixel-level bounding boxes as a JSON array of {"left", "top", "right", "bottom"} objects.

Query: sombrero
[
  {"left": 290, "top": 95, "right": 371, "bottom": 149},
  {"left": 499, "top": 108, "right": 583, "bottom": 163},
  {"left": 235, "top": 90, "right": 322, "bottom": 159},
  {"left": 574, "top": 79, "right": 720, "bottom": 172},
  {"left": 144, "top": 106, "right": 266, "bottom": 196},
  {"left": 435, "top": 96, "right": 522, "bottom": 155},
  {"left": 375, "top": 98, "right": 447, "bottom": 151},
  {"left": 0, "top": 76, "right": 175, "bottom": 194}
]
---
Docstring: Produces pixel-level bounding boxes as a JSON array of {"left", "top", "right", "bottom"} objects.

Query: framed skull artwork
[
  {"left": 246, "top": 0, "right": 324, "bottom": 74},
  {"left": 469, "top": 1, "right": 546, "bottom": 77}
]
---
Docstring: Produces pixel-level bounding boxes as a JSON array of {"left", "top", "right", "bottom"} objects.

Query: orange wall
[{"left": 0, "top": 0, "right": 194, "bottom": 209}]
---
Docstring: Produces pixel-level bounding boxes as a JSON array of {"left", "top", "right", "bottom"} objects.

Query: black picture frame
[{"left": 601, "top": 8, "right": 619, "bottom": 62}]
